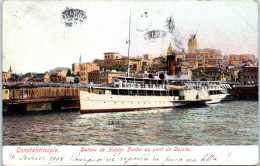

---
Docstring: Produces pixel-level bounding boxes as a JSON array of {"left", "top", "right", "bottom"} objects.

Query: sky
[{"left": 2, "top": 0, "right": 258, "bottom": 74}]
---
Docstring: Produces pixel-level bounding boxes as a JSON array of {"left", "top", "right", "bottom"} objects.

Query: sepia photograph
[{"left": 2, "top": 1, "right": 258, "bottom": 164}]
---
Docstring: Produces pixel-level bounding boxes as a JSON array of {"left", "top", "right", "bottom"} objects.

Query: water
[{"left": 2, "top": 100, "right": 258, "bottom": 145}]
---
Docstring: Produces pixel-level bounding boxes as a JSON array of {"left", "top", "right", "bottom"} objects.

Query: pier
[{"left": 3, "top": 86, "right": 89, "bottom": 114}]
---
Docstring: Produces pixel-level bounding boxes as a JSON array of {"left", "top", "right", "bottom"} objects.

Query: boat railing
[
  {"left": 114, "top": 80, "right": 229, "bottom": 90},
  {"left": 115, "top": 81, "right": 166, "bottom": 89}
]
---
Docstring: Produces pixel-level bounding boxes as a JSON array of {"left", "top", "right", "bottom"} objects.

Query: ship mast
[{"left": 127, "top": 10, "right": 131, "bottom": 77}]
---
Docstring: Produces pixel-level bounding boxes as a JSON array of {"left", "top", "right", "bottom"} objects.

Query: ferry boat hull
[
  {"left": 80, "top": 91, "right": 208, "bottom": 114},
  {"left": 206, "top": 94, "right": 228, "bottom": 104}
]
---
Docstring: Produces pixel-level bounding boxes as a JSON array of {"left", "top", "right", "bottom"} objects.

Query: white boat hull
[
  {"left": 80, "top": 91, "right": 207, "bottom": 113},
  {"left": 206, "top": 94, "right": 227, "bottom": 104}
]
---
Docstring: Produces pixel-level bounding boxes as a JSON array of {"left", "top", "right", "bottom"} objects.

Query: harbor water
[{"left": 2, "top": 100, "right": 258, "bottom": 145}]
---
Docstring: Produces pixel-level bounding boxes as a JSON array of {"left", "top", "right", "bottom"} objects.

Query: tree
[{"left": 67, "top": 69, "right": 72, "bottom": 76}]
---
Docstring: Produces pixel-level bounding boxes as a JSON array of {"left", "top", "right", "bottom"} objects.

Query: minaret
[
  {"left": 79, "top": 55, "right": 82, "bottom": 64},
  {"left": 8, "top": 65, "right": 12, "bottom": 73},
  {"left": 166, "top": 43, "right": 176, "bottom": 75}
]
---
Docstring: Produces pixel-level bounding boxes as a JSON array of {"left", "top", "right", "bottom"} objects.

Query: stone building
[
  {"left": 72, "top": 63, "right": 80, "bottom": 76},
  {"left": 50, "top": 75, "right": 66, "bottom": 83},
  {"left": 239, "top": 63, "right": 258, "bottom": 85},
  {"left": 185, "top": 52, "right": 215, "bottom": 68},
  {"left": 88, "top": 70, "right": 123, "bottom": 84},
  {"left": 72, "top": 55, "right": 100, "bottom": 84},
  {"left": 230, "top": 54, "right": 255, "bottom": 66},
  {"left": 31, "top": 73, "right": 50, "bottom": 83},
  {"left": 104, "top": 52, "right": 120, "bottom": 60},
  {"left": 79, "top": 63, "right": 100, "bottom": 84},
  {"left": 192, "top": 67, "right": 224, "bottom": 81},
  {"left": 2, "top": 65, "right": 12, "bottom": 82},
  {"left": 94, "top": 52, "right": 142, "bottom": 73},
  {"left": 188, "top": 35, "right": 197, "bottom": 53}
]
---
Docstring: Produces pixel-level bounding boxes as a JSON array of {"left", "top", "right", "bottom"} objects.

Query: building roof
[
  {"left": 104, "top": 52, "right": 120, "bottom": 54},
  {"left": 192, "top": 67, "right": 219, "bottom": 72},
  {"left": 119, "top": 56, "right": 142, "bottom": 60}
]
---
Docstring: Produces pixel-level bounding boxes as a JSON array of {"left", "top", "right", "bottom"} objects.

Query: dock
[{"left": 2, "top": 83, "right": 89, "bottom": 114}]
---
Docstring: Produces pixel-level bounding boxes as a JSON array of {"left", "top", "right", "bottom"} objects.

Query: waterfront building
[
  {"left": 239, "top": 63, "right": 258, "bottom": 85},
  {"left": 72, "top": 55, "right": 100, "bottom": 84},
  {"left": 94, "top": 52, "right": 142, "bottom": 73},
  {"left": 2, "top": 65, "right": 12, "bottom": 82},
  {"left": 56, "top": 69, "right": 67, "bottom": 77},
  {"left": 221, "top": 65, "right": 240, "bottom": 82},
  {"left": 50, "top": 75, "right": 75, "bottom": 83},
  {"left": 192, "top": 67, "right": 224, "bottom": 81},
  {"left": 88, "top": 70, "right": 123, "bottom": 84},
  {"left": 222, "top": 55, "right": 230, "bottom": 65},
  {"left": 185, "top": 52, "right": 215, "bottom": 68},
  {"left": 197, "top": 48, "right": 222, "bottom": 59},
  {"left": 230, "top": 54, "right": 256, "bottom": 66},
  {"left": 104, "top": 52, "right": 120, "bottom": 60},
  {"left": 66, "top": 76, "right": 75, "bottom": 83},
  {"left": 31, "top": 73, "right": 50, "bottom": 83},
  {"left": 50, "top": 75, "right": 66, "bottom": 83},
  {"left": 79, "top": 63, "right": 100, "bottom": 84},
  {"left": 2, "top": 72, "right": 12, "bottom": 82},
  {"left": 72, "top": 63, "right": 80, "bottom": 75},
  {"left": 49, "top": 67, "right": 69, "bottom": 77}
]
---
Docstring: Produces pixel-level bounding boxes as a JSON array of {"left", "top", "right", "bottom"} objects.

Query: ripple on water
[{"left": 2, "top": 100, "right": 258, "bottom": 145}]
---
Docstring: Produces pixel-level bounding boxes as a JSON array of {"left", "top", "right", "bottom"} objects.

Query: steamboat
[{"left": 80, "top": 75, "right": 230, "bottom": 113}]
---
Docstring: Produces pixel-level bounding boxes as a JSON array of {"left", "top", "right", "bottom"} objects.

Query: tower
[
  {"left": 166, "top": 43, "right": 176, "bottom": 75},
  {"left": 188, "top": 34, "right": 197, "bottom": 53},
  {"left": 8, "top": 65, "right": 12, "bottom": 73},
  {"left": 79, "top": 55, "right": 82, "bottom": 64}
]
